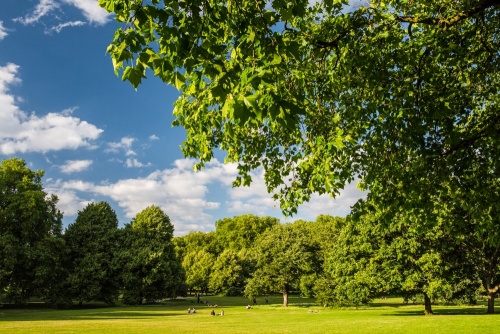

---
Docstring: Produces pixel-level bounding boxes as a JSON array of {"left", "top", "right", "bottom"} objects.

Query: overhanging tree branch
[{"left": 396, "top": 0, "right": 500, "bottom": 28}]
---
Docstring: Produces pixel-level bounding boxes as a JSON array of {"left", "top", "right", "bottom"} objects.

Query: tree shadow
[
  {"left": 381, "top": 306, "right": 496, "bottom": 316},
  {"left": 0, "top": 303, "right": 187, "bottom": 322}
]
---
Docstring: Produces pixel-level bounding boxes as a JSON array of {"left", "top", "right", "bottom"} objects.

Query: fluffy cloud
[
  {"left": 0, "top": 21, "right": 8, "bottom": 40},
  {"left": 46, "top": 181, "right": 92, "bottom": 217},
  {"left": 49, "top": 159, "right": 236, "bottom": 234},
  {"left": 48, "top": 158, "right": 366, "bottom": 235},
  {"left": 0, "top": 63, "right": 103, "bottom": 154},
  {"left": 106, "top": 137, "right": 136, "bottom": 156},
  {"left": 62, "top": 0, "right": 111, "bottom": 25},
  {"left": 149, "top": 134, "right": 159, "bottom": 141},
  {"left": 59, "top": 159, "right": 93, "bottom": 173},
  {"left": 125, "top": 158, "right": 152, "bottom": 168}
]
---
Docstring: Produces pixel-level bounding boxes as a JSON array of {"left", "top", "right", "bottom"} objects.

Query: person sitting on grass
[
  {"left": 220, "top": 310, "right": 224, "bottom": 316},
  {"left": 187, "top": 308, "right": 191, "bottom": 314}
]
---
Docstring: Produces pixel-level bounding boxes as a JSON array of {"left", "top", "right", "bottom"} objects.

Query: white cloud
[
  {"left": 0, "top": 21, "right": 8, "bottom": 40},
  {"left": 48, "top": 158, "right": 366, "bottom": 235},
  {"left": 149, "top": 134, "right": 159, "bottom": 141},
  {"left": 106, "top": 136, "right": 136, "bottom": 156},
  {"left": 59, "top": 159, "right": 93, "bottom": 173},
  {"left": 125, "top": 158, "right": 152, "bottom": 168},
  {"left": 14, "top": 0, "right": 59, "bottom": 25},
  {"left": 13, "top": 0, "right": 111, "bottom": 32},
  {"left": 0, "top": 63, "right": 103, "bottom": 154},
  {"left": 48, "top": 20, "right": 86, "bottom": 33},
  {"left": 62, "top": 0, "right": 112, "bottom": 25},
  {"left": 45, "top": 179, "right": 92, "bottom": 217},
  {"left": 49, "top": 159, "right": 234, "bottom": 233}
]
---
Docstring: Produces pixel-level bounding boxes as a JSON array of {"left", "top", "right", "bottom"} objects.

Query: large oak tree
[{"left": 100, "top": 0, "right": 499, "bottom": 311}]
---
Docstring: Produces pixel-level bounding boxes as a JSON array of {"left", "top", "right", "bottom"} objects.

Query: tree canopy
[
  {"left": 215, "top": 214, "right": 279, "bottom": 250},
  {"left": 0, "top": 158, "right": 63, "bottom": 304},
  {"left": 99, "top": 0, "right": 499, "bottom": 215},
  {"left": 120, "top": 205, "right": 182, "bottom": 304},
  {"left": 65, "top": 202, "right": 120, "bottom": 306},
  {"left": 245, "top": 223, "right": 314, "bottom": 306}
]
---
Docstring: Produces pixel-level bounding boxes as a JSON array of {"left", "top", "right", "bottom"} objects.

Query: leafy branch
[{"left": 396, "top": 0, "right": 500, "bottom": 29}]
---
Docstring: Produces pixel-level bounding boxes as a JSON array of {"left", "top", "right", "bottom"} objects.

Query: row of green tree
[
  {"left": 2, "top": 158, "right": 498, "bottom": 314},
  {"left": 176, "top": 211, "right": 499, "bottom": 315},
  {"left": 0, "top": 158, "right": 182, "bottom": 307}
]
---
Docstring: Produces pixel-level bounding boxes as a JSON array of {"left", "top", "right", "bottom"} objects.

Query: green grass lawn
[{"left": 1, "top": 296, "right": 499, "bottom": 334}]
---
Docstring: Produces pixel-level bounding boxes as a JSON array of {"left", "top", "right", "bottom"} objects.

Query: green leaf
[{"left": 174, "top": 72, "right": 185, "bottom": 90}]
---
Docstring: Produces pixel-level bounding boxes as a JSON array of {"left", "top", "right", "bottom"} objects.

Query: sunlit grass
[{"left": 1, "top": 296, "right": 499, "bottom": 333}]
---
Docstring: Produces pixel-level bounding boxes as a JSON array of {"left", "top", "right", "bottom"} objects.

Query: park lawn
[{"left": 1, "top": 296, "right": 499, "bottom": 334}]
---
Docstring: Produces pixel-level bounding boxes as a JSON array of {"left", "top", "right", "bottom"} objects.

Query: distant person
[
  {"left": 253, "top": 297, "right": 257, "bottom": 305},
  {"left": 211, "top": 310, "right": 216, "bottom": 316},
  {"left": 187, "top": 308, "right": 191, "bottom": 314},
  {"left": 220, "top": 310, "right": 224, "bottom": 316},
  {"left": 265, "top": 297, "right": 269, "bottom": 304},
  {"left": 192, "top": 308, "right": 196, "bottom": 313},
  {"left": 246, "top": 305, "right": 252, "bottom": 310}
]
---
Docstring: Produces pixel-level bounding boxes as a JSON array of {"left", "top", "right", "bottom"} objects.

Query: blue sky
[{"left": 0, "top": 0, "right": 366, "bottom": 235}]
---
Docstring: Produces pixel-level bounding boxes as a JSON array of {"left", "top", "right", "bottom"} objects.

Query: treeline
[
  {"left": 1, "top": 158, "right": 498, "bottom": 314},
  {"left": 0, "top": 158, "right": 181, "bottom": 307}
]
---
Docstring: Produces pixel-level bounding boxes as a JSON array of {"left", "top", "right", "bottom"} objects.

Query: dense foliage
[
  {"left": 119, "top": 205, "right": 182, "bottom": 304},
  {"left": 65, "top": 202, "right": 121, "bottom": 305},
  {"left": 0, "top": 158, "right": 63, "bottom": 304},
  {"left": 99, "top": 0, "right": 499, "bottom": 215}
]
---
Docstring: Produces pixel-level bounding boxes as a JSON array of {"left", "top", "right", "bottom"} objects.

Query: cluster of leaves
[{"left": 99, "top": 0, "right": 499, "bottom": 214}]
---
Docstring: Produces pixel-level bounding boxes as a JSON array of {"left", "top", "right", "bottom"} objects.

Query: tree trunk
[
  {"left": 423, "top": 293, "right": 433, "bottom": 315},
  {"left": 283, "top": 291, "right": 288, "bottom": 307},
  {"left": 487, "top": 291, "right": 495, "bottom": 314},
  {"left": 483, "top": 246, "right": 499, "bottom": 314}
]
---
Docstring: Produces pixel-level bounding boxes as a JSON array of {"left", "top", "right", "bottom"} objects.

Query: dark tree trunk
[
  {"left": 423, "top": 293, "right": 433, "bottom": 315},
  {"left": 487, "top": 292, "right": 495, "bottom": 314}
]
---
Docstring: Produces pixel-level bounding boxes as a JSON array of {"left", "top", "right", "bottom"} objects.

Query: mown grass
[{"left": 1, "top": 296, "right": 499, "bottom": 334}]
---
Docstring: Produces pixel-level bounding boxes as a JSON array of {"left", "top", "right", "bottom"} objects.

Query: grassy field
[{"left": 1, "top": 296, "right": 499, "bottom": 334}]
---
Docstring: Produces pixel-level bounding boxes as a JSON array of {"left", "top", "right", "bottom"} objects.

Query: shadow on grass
[
  {"left": 0, "top": 309, "right": 183, "bottom": 322},
  {"left": 58, "top": 311, "right": 181, "bottom": 320},
  {"left": 381, "top": 307, "right": 496, "bottom": 316},
  {"left": 0, "top": 302, "right": 190, "bottom": 322}
]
